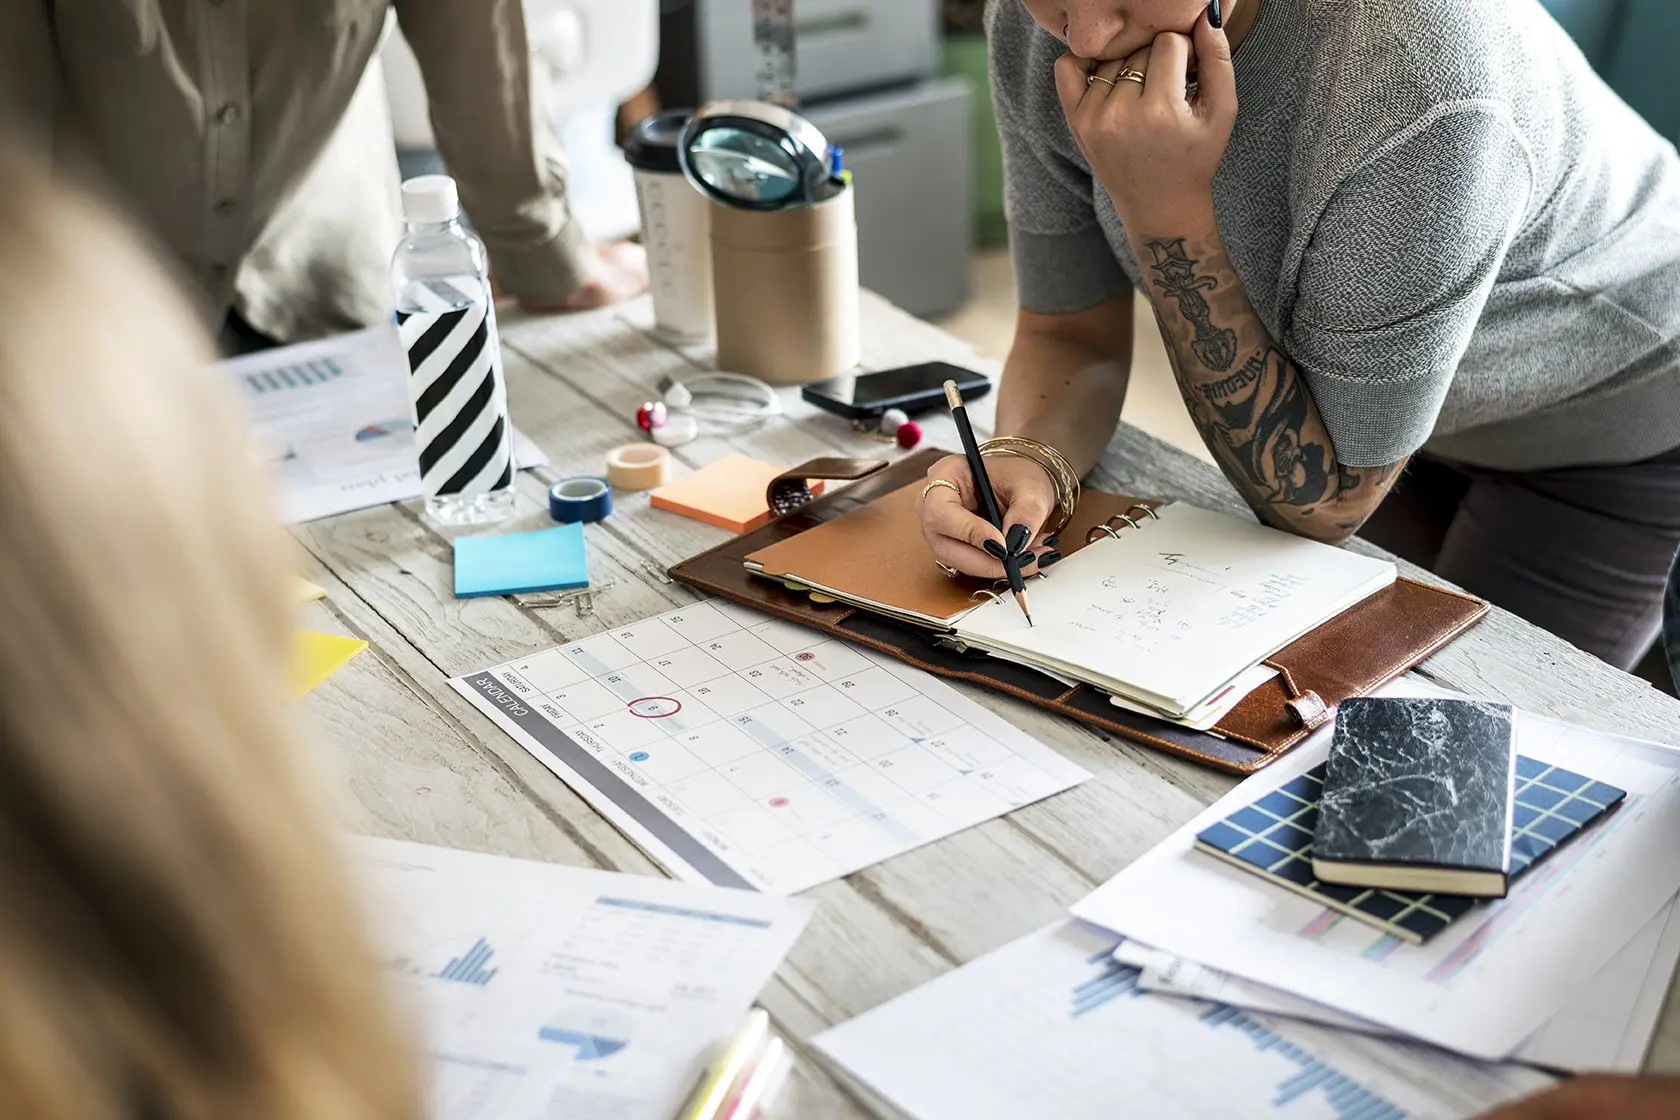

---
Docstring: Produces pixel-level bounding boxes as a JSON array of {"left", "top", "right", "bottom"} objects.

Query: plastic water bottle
[{"left": 391, "top": 175, "right": 516, "bottom": 525}]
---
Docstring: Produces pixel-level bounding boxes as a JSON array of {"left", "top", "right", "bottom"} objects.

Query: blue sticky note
[{"left": 454, "top": 524, "right": 589, "bottom": 598}]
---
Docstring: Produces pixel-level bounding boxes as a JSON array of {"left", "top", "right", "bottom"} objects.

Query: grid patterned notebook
[{"left": 1194, "top": 757, "right": 1626, "bottom": 944}]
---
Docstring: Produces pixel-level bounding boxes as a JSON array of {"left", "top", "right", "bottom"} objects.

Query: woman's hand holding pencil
[{"left": 917, "top": 381, "right": 1064, "bottom": 626}]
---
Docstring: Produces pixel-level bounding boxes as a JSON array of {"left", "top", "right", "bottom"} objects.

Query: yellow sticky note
[
  {"left": 294, "top": 630, "right": 367, "bottom": 696},
  {"left": 292, "top": 577, "right": 327, "bottom": 606}
]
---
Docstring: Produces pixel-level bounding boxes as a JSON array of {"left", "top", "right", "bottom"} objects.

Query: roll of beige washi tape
[{"left": 606, "top": 443, "right": 672, "bottom": 491}]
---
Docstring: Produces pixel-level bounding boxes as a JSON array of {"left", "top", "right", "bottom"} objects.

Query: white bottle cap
[{"left": 401, "top": 175, "right": 460, "bottom": 224}]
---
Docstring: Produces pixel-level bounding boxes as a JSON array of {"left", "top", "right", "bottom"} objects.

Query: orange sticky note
[
  {"left": 649, "top": 454, "right": 824, "bottom": 534},
  {"left": 294, "top": 630, "right": 367, "bottom": 696}
]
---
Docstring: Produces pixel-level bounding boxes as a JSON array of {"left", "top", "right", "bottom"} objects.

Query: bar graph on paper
[
  {"left": 1068, "top": 950, "right": 1410, "bottom": 1120},
  {"left": 243, "top": 356, "right": 344, "bottom": 395},
  {"left": 813, "top": 922, "right": 1548, "bottom": 1120},
  {"left": 436, "top": 937, "right": 499, "bottom": 986}
]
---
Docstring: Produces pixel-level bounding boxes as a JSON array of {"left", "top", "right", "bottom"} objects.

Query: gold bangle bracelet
[
  {"left": 986, "top": 448, "right": 1073, "bottom": 534},
  {"left": 978, "top": 437, "right": 1081, "bottom": 536},
  {"left": 981, "top": 438, "right": 1081, "bottom": 502},
  {"left": 981, "top": 439, "right": 1080, "bottom": 521}
]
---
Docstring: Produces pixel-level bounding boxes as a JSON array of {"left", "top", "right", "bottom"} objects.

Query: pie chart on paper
[{"left": 538, "top": 1007, "right": 635, "bottom": 1062}]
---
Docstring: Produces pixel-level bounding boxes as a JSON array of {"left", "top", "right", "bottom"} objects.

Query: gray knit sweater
[{"left": 988, "top": 0, "right": 1680, "bottom": 469}]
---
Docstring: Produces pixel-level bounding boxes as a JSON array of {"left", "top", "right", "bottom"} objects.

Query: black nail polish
[
  {"left": 1019, "top": 551, "right": 1037, "bottom": 567},
  {"left": 1208, "top": 0, "right": 1223, "bottom": 29},
  {"left": 1039, "top": 550, "right": 1064, "bottom": 569},
  {"left": 1006, "top": 524, "right": 1032, "bottom": 554},
  {"left": 983, "top": 540, "right": 1008, "bottom": 561},
  {"left": 1043, "top": 534, "right": 1061, "bottom": 549}
]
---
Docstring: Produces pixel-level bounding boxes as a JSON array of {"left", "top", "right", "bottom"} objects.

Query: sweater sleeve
[
  {"left": 1285, "top": 106, "right": 1534, "bottom": 466},
  {"left": 394, "top": 0, "right": 594, "bottom": 304}
]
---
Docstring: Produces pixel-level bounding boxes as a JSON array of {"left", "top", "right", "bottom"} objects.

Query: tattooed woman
[{"left": 916, "top": 0, "right": 1680, "bottom": 670}]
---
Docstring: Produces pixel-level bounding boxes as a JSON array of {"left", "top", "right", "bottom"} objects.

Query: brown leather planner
[
  {"left": 747, "top": 481, "right": 1164, "bottom": 627},
  {"left": 668, "top": 451, "right": 1489, "bottom": 776}
]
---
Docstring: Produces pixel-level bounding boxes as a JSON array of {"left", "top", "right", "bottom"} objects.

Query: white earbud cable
[{"left": 660, "top": 372, "right": 782, "bottom": 435}]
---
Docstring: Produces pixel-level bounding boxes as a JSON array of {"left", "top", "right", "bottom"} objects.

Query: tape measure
[{"left": 752, "top": 0, "right": 797, "bottom": 108}]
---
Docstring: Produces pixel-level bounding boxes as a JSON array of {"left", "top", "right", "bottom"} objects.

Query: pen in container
[{"left": 944, "top": 381, "right": 1033, "bottom": 627}]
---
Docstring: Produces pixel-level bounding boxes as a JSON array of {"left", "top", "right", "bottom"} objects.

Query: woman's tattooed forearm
[
  {"left": 1147, "top": 239, "right": 1237, "bottom": 371},
  {"left": 1141, "top": 235, "right": 1400, "bottom": 535}
]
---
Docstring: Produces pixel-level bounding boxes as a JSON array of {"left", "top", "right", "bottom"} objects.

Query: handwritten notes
[{"left": 955, "top": 504, "right": 1396, "bottom": 717}]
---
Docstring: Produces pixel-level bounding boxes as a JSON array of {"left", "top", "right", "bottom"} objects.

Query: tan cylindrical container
[{"left": 709, "top": 185, "right": 861, "bottom": 385}]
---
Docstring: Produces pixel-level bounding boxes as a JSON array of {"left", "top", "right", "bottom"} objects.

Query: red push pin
[
  {"left": 637, "top": 400, "right": 668, "bottom": 432},
  {"left": 895, "top": 420, "right": 924, "bottom": 450}
]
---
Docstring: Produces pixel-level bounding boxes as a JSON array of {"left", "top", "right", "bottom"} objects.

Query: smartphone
[{"left": 801, "top": 362, "right": 992, "bottom": 422}]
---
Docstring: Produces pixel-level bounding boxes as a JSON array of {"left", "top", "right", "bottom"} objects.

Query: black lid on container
[{"left": 623, "top": 111, "right": 693, "bottom": 174}]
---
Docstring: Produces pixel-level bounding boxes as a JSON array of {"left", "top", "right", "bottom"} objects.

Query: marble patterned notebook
[
  {"left": 1313, "top": 698, "right": 1516, "bottom": 896},
  {"left": 1194, "top": 756, "right": 1626, "bottom": 944}
]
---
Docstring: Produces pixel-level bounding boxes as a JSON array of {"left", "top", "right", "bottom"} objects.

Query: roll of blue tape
[{"left": 548, "top": 476, "right": 613, "bottom": 524}]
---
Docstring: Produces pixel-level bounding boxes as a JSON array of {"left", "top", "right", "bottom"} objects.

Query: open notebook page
[{"left": 954, "top": 504, "right": 1396, "bottom": 716}]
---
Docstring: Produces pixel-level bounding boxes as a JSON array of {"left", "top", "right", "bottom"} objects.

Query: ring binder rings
[
  {"left": 954, "top": 503, "right": 1400, "bottom": 719},
  {"left": 1086, "top": 504, "right": 1163, "bottom": 543},
  {"left": 670, "top": 450, "right": 1490, "bottom": 775}
]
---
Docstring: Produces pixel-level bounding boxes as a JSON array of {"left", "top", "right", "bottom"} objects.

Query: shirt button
[
  {"left": 216, "top": 102, "right": 242, "bottom": 126},
  {"left": 214, "top": 198, "right": 237, "bottom": 215}
]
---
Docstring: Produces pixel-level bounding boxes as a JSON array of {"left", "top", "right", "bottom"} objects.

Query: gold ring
[
  {"left": 1117, "top": 69, "right": 1147, "bottom": 85},
  {"left": 1087, "top": 75, "right": 1118, "bottom": 88},
  {"left": 921, "top": 478, "right": 962, "bottom": 503},
  {"left": 935, "top": 562, "right": 960, "bottom": 579}
]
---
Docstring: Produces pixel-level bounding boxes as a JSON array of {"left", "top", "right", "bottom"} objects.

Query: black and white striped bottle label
[{"left": 395, "top": 282, "right": 512, "bottom": 499}]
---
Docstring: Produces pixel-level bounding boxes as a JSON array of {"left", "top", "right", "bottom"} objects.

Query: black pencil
[{"left": 945, "top": 381, "right": 1033, "bottom": 627}]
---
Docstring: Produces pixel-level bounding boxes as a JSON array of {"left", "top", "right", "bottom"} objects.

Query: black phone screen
[{"left": 802, "top": 362, "right": 992, "bottom": 420}]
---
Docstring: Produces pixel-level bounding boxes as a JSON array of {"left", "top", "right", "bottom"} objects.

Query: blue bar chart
[
  {"left": 244, "top": 356, "right": 343, "bottom": 395},
  {"left": 1070, "top": 951, "right": 1144, "bottom": 1017},
  {"left": 436, "top": 937, "right": 499, "bottom": 986},
  {"left": 1198, "top": 1005, "right": 1408, "bottom": 1119},
  {"left": 1064, "top": 945, "right": 1411, "bottom": 1119}
]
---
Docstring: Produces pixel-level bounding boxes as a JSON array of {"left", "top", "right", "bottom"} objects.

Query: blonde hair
[{"left": 0, "top": 142, "right": 424, "bottom": 1120}]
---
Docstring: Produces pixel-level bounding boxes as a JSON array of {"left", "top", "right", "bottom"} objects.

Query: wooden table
[{"left": 294, "top": 293, "right": 1680, "bottom": 1115}]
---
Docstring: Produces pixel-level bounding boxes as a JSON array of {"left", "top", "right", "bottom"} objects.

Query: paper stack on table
[
  {"left": 1117, "top": 899, "right": 1680, "bottom": 1075},
  {"left": 814, "top": 678, "right": 1680, "bottom": 1120},
  {"left": 1068, "top": 677, "right": 1680, "bottom": 1068},
  {"left": 815, "top": 920, "right": 1554, "bottom": 1119},
  {"left": 352, "top": 836, "right": 812, "bottom": 1120}
]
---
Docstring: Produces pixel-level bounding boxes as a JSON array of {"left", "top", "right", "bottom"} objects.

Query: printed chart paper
[
  {"left": 352, "top": 837, "right": 812, "bottom": 1120},
  {"left": 1070, "top": 679, "right": 1680, "bottom": 1060},
  {"left": 1121, "top": 895, "right": 1680, "bottom": 1073},
  {"left": 814, "top": 920, "right": 1552, "bottom": 1120},
  {"left": 453, "top": 601, "right": 1090, "bottom": 893},
  {"left": 218, "top": 325, "right": 545, "bottom": 523}
]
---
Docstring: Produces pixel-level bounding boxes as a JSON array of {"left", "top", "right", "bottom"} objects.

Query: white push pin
[{"left": 879, "top": 407, "right": 910, "bottom": 437}]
